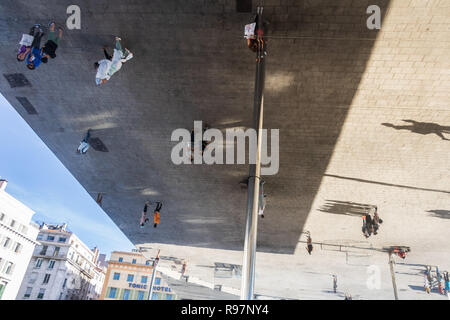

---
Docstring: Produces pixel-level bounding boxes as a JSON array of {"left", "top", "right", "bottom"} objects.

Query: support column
[
  {"left": 241, "top": 7, "right": 266, "bottom": 300},
  {"left": 147, "top": 249, "right": 160, "bottom": 300},
  {"left": 389, "top": 253, "right": 399, "bottom": 300}
]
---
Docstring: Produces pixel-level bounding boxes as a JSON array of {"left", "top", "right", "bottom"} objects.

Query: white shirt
[
  {"left": 96, "top": 59, "right": 112, "bottom": 84},
  {"left": 78, "top": 141, "right": 90, "bottom": 154}
]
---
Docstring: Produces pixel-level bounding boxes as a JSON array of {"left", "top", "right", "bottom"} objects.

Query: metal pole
[
  {"left": 388, "top": 253, "right": 399, "bottom": 300},
  {"left": 241, "top": 8, "right": 266, "bottom": 301},
  {"left": 147, "top": 249, "right": 160, "bottom": 300}
]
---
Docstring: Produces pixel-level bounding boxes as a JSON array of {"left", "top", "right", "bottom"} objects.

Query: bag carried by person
[
  {"left": 244, "top": 23, "right": 256, "bottom": 39},
  {"left": 19, "top": 34, "right": 34, "bottom": 47}
]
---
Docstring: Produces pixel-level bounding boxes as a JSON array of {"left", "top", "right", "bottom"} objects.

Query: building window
[
  {"left": 53, "top": 247, "right": 60, "bottom": 257},
  {"left": 58, "top": 237, "right": 67, "bottom": 243},
  {"left": 123, "top": 289, "right": 131, "bottom": 300},
  {"left": 137, "top": 291, "right": 145, "bottom": 300},
  {"left": 37, "top": 288, "right": 45, "bottom": 299},
  {"left": 2, "top": 237, "right": 11, "bottom": 249},
  {"left": 4, "top": 262, "right": 14, "bottom": 275},
  {"left": 24, "top": 287, "right": 32, "bottom": 298},
  {"left": 14, "top": 242, "right": 22, "bottom": 253},
  {"left": 47, "top": 235, "right": 55, "bottom": 241},
  {"left": 29, "top": 272, "right": 38, "bottom": 284},
  {"left": 154, "top": 278, "right": 161, "bottom": 285},
  {"left": 108, "top": 287, "right": 117, "bottom": 298},
  {"left": 145, "top": 260, "right": 151, "bottom": 265},
  {"left": 118, "top": 257, "right": 123, "bottom": 262},
  {"left": 132, "top": 259, "right": 137, "bottom": 264},
  {"left": 35, "top": 258, "right": 43, "bottom": 269},
  {"left": 0, "top": 213, "right": 4, "bottom": 221},
  {"left": 37, "top": 234, "right": 43, "bottom": 241},
  {"left": 62, "top": 278, "right": 67, "bottom": 289},
  {"left": 113, "top": 272, "right": 120, "bottom": 280},
  {"left": 48, "top": 260, "right": 56, "bottom": 269},
  {"left": 141, "top": 276, "right": 148, "bottom": 284},
  {"left": 19, "top": 225, "right": 28, "bottom": 235},
  {"left": 151, "top": 292, "right": 159, "bottom": 300},
  {"left": 43, "top": 274, "right": 51, "bottom": 284},
  {"left": 0, "top": 282, "right": 5, "bottom": 300},
  {"left": 40, "top": 245, "right": 48, "bottom": 255},
  {"left": 9, "top": 219, "right": 16, "bottom": 228},
  {"left": 166, "top": 294, "right": 173, "bottom": 300},
  {"left": 127, "top": 274, "right": 134, "bottom": 282}
]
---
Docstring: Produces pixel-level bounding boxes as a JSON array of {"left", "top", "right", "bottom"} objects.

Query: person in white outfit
[
  {"left": 77, "top": 129, "right": 91, "bottom": 154},
  {"left": 95, "top": 37, "right": 133, "bottom": 86}
]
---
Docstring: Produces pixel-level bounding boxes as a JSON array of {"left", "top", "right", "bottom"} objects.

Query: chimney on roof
[
  {"left": 0, "top": 179, "right": 8, "bottom": 191},
  {"left": 61, "top": 223, "right": 67, "bottom": 231}
]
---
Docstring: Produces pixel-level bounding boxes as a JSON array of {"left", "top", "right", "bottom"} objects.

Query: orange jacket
[{"left": 154, "top": 212, "right": 160, "bottom": 224}]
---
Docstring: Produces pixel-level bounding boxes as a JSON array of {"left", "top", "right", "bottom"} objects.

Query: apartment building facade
[
  {"left": 17, "top": 223, "right": 106, "bottom": 300},
  {"left": 0, "top": 179, "right": 39, "bottom": 300}
]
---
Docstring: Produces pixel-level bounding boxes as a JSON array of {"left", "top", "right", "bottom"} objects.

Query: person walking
[
  {"left": 333, "top": 275, "right": 338, "bottom": 293},
  {"left": 25, "top": 28, "right": 45, "bottom": 70},
  {"left": 76, "top": 129, "right": 91, "bottom": 154},
  {"left": 95, "top": 37, "right": 133, "bottom": 85},
  {"left": 140, "top": 201, "right": 150, "bottom": 228},
  {"left": 153, "top": 201, "right": 163, "bottom": 228},
  {"left": 443, "top": 271, "right": 450, "bottom": 299},
  {"left": 245, "top": 7, "right": 267, "bottom": 61},
  {"left": 106, "top": 37, "right": 133, "bottom": 76},
  {"left": 362, "top": 214, "right": 371, "bottom": 238},
  {"left": 41, "top": 22, "right": 63, "bottom": 63},
  {"left": 180, "top": 261, "right": 187, "bottom": 279},
  {"left": 372, "top": 206, "right": 383, "bottom": 235},
  {"left": 306, "top": 233, "right": 313, "bottom": 255},
  {"left": 94, "top": 58, "right": 113, "bottom": 86},
  {"left": 17, "top": 24, "right": 42, "bottom": 62},
  {"left": 258, "top": 180, "right": 266, "bottom": 219},
  {"left": 424, "top": 272, "right": 431, "bottom": 294}
]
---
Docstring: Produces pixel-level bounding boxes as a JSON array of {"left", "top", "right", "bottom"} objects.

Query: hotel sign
[{"left": 128, "top": 283, "right": 147, "bottom": 289}]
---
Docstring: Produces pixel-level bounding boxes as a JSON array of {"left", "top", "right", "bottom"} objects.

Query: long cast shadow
[
  {"left": 382, "top": 120, "right": 450, "bottom": 141},
  {"left": 318, "top": 200, "right": 375, "bottom": 217},
  {"left": 426, "top": 210, "right": 450, "bottom": 219}
]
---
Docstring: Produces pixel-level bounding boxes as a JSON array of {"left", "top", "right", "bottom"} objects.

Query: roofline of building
[{"left": 110, "top": 251, "right": 144, "bottom": 257}]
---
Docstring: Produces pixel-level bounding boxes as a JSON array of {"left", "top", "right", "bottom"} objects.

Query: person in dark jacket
[
  {"left": 245, "top": 7, "right": 268, "bottom": 61},
  {"left": 139, "top": 201, "right": 150, "bottom": 228},
  {"left": 76, "top": 129, "right": 91, "bottom": 154},
  {"left": 26, "top": 29, "right": 45, "bottom": 70},
  {"left": 306, "top": 234, "right": 313, "bottom": 255}
]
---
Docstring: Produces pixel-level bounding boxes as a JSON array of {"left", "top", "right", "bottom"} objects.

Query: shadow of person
[
  {"left": 426, "top": 210, "right": 450, "bottom": 219},
  {"left": 382, "top": 120, "right": 450, "bottom": 141},
  {"left": 318, "top": 200, "right": 374, "bottom": 217}
]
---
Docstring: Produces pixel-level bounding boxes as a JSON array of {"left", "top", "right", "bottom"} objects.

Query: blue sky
[{"left": 0, "top": 93, "right": 134, "bottom": 258}]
